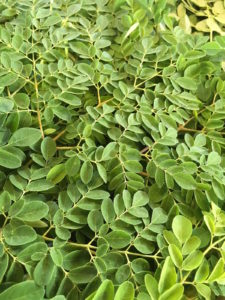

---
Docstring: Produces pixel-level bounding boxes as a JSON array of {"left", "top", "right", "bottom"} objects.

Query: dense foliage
[{"left": 0, "top": 0, "right": 225, "bottom": 299}]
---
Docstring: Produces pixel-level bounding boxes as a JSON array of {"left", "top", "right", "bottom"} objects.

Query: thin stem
[
  {"left": 96, "top": 85, "right": 101, "bottom": 106},
  {"left": 42, "top": 224, "right": 54, "bottom": 238},
  {"left": 37, "top": 110, "right": 44, "bottom": 139},
  {"left": 118, "top": 250, "right": 162, "bottom": 260},
  {"left": 53, "top": 129, "right": 66, "bottom": 141},
  {"left": 42, "top": 236, "right": 164, "bottom": 260},
  {"left": 203, "top": 236, "right": 225, "bottom": 256},
  {"left": 138, "top": 171, "right": 149, "bottom": 177},
  {"left": 178, "top": 125, "right": 200, "bottom": 133},
  {"left": 96, "top": 97, "right": 114, "bottom": 108},
  {"left": 140, "top": 146, "right": 149, "bottom": 154},
  {"left": 32, "top": 52, "right": 44, "bottom": 139},
  {"left": 56, "top": 146, "right": 77, "bottom": 150}
]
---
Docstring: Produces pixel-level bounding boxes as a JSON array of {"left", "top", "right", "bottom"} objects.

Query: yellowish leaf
[
  {"left": 189, "top": 0, "right": 207, "bottom": 8},
  {"left": 177, "top": 3, "right": 186, "bottom": 18},
  {"left": 195, "top": 20, "right": 210, "bottom": 32},
  {"left": 206, "top": 17, "right": 223, "bottom": 33},
  {"left": 179, "top": 15, "right": 192, "bottom": 34},
  {"left": 215, "top": 14, "right": 225, "bottom": 25},
  {"left": 123, "top": 22, "right": 139, "bottom": 40},
  {"left": 212, "top": 1, "right": 225, "bottom": 15}
]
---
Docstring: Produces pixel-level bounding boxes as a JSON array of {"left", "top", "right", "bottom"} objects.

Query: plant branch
[{"left": 53, "top": 129, "right": 67, "bottom": 141}]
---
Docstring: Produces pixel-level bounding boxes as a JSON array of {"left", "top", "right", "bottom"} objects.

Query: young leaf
[
  {"left": 47, "top": 164, "right": 67, "bottom": 184},
  {"left": 168, "top": 244, "right": 183, "bottom": 268},
  {"left": 159, "top": 283, "right": 184, "bottom": 300},
  {"left": 194, "top": 259, "right": 210, "bottom": 283},
  {"left": 145, "top": 274, "right": 159, "bottom": 300},
  {"left": 158, "top": 257, "right": 177, "bottom": 293},
  {"left": 196, "top": 283, "right": 211, "bottom": 300},
  {"left": 182, "top": 250, "right": 203, "bottom": 271},
  {"left": 207, "top": 258, "right": 224, "bottom": 282},
  {"left": 92, "top": 280, "right": 114, "bottom": 300},
  {"left": 172, "top": 215, "right": 192, "bottom": 244},
  {"left": 114, "top": 281, "right": 134, "bottom": 300}
]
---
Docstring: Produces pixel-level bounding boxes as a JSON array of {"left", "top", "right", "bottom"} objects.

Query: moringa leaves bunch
[
  {"left": 177, "top": 0, "right": 225, "bottom": 37},
  {"left": 0, "top": 0, "right": 225, "bottom": 299}
]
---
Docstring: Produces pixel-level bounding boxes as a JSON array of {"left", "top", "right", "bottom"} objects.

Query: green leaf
[
  {"left": 101, "top": 198, "right": 115, "bottom": 223},
  {"left": 87, "top": 210, "right": 103, "bottom": 232},
  {"left": 176, "top": 77, "right": 197, "bottom": 91},
  {"left": 159, "top": 283, "right": 184, "bottom": 300},
  {"left": 69, "top": 264, "right": 97, "bottom": 284},
  {"left": 43, "top": 13, "right": 61, "bottom": 26},
  {"left": 0, "top": 148, "right": 21, "bottom": 169},
  {"left": 77, "top": 63, "right": 94, "bottom": 79},
  {"left": 95, "top": 39, "right": 111, "bottom": 49},
  {"left": 105, "top": 230, "right": 131, "bottom": 249},
  {"left": 204, "top": 214, "right": 215, "bottom": 234},
  {"left": 80, "top": 161, "right": 93, "bottom": 184},
  {"left": 173, "top": 173, "right": 196, "bottom": 190},
  {"left": 196, "top": 283, "right": 211, "bottom": 300},
  {"left": 114, "top": 281, "right": 134, "bottom": 300},
  {"left": 41, "top": 137, "right": 56, "bottom": 160},
  {"left": 27, "top": 179, "right": 55, "bottom": 191},
  {"left": 158, "top": 257, "right": 177, "bottom": 293},
  {"left": 194, "top": 259, "right": 209, "bottom": 283},
  {"left": 9, "top": 128, "right": 42, "bottom": 147},
  {"left": 168, "top": 244, "right": 183, "bottom": 268},
  {"left": 182, "top": 250, "right": 203, "bottom": 271},
  {"left": 50, "top": 248, "right": 63, "bottom": 267},
  {"left": 145, "top": 274, "right": 159, "bottom": 300},
  {"left": 0, "top": 191, "right": 11, "bottom": 212},
  {"left": 0, "top": 281, "right": 44, "bottom": 300},
  {"left": 113, "top": 0, "right": 126, "bottom": 11},
  {"left": 92, "top": 280, "right": 114, "bottom": 300},
  {"left": 172, "top": 215, "right": 192, "bottom": 244},
  {"left": 102, "top": 142, "right": 117, "bottom": 160},
  {"left": 65, "top": 156, "right": 81, "bottom": 176},
  {"left": 86, "top": 190, "right": 110, "bottom": 200},
  {"left": 47, "top": 164, "right": 67, "bottom": 184},
  {"left": 207, "top": 258, "right": 224, "bottom": 282},
  {"left": 13, "top": 93, "right": 30, "bottom": 109},
  {"left": 124, "top": 160, "right": 143, "bottom": 172},
  {"left": 96, "top": 163, "right": 107, "bottom": 183},
  {"left": 0, "top": 254, "right": 8, "bottom": 282},
  {"left": 70, "top": 42, "right": 89, "bottom": 55},
  {"left": 3, "top": 224, "right": 37, "bottom": 246},
  {"left": 58, "top": 93, "right": 81, "bottom": 106},
  {"left": 12, "top": 35, "right": 23, "bottom": 50},
  {"left": 151, "top": 207, "right": 168, "bottom": 224},
  {"left": 133, "top": 237, "right": 155, "bottom": 254},
  {"left": 207, "top": 151, "right": 221, "bottom": 165},
  {"left": 33, "top": 254, "right": 55, "bottom": 286},
  {"left": 17, "top": 201, "right": 49, "bottom": 221},
  {"left": 132, "top": 191, "right": 149, "bottom": 207},
  {"left": 0, "top": 98, "right": 14, "bottom": 113},
  {"left": 0, "top": 73, "right": 18, "bottom": 87},
  {"left": 182, "top": 236, "right": 201, "bottom": 255}
]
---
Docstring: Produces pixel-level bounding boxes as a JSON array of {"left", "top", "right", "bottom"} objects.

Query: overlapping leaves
[{"left": 0, "top": 0, "right": 225, "bottom": 299}]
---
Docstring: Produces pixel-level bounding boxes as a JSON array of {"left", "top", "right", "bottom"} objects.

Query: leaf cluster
[{"left": 0, "top": 0, "right": 225, "bottom": 299}]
